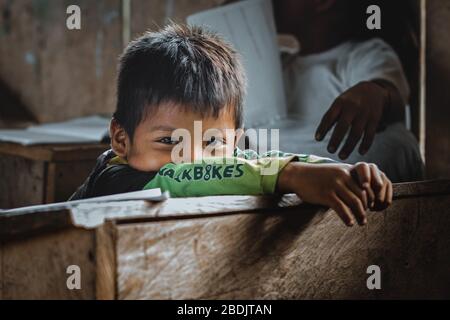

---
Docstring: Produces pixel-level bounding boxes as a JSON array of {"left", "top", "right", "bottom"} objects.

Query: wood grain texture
[
  {"left": 0, "top": 209, "right": 72, "bottom": 242},
  {"left": 115, "top": 192, "right": 450, "bottom": 299},
  {"left": 426, "top": 0, "right": 450, "bottom": 179},
  {"left": 0, "top": 143, "right": 109, "bottom": 161},
  {"left": 0, "top": 180, "right": 449, "bottom": 299},
  {"left": 0, "top": 143, "right": 108, "bottom": 208},
  {"left": 0, "top": 227, "right": 95, "bottom": 299},
  {"left": 0, "top": 0, "right": 122, "bottom": 123},
  {"left": 95, "top": 222, "right": 117, "bottom": 300},
  {"left": 0, "top": 0, "right": 228, "bottom": 124},
  {"left": 1, "top": 180, "right": 448, "bottom": 240},
  {"left": 51, "top": 159, "right": 98, "bottom": 202},
  {"left": 0, "top": 154, "right": 45, "bottom": 208}
]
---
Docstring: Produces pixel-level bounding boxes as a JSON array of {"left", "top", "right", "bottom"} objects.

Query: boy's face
[{"left": 110, "top": 103, "right": 240, "bottom": 172}]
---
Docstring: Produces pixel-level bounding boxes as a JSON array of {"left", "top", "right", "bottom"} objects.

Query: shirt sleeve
[
  {"left": 345, "top": 38, "right": 410, "bottom": 105},
  {"left": 143, "top": 151, "right": 336, "bottom": 198},
  {"left": 234, "top": 148, "right": 336, "bottom": 163},
  {"left": 143, "top": 156, "right": 295, "bottom": 197},
  {"left": 88, "top": 164, "right": 157, "bottom": 198}
]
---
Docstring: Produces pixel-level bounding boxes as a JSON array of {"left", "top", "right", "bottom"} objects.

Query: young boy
[{"left": 70, "top": 24, "right": 392, "bottom": 227}]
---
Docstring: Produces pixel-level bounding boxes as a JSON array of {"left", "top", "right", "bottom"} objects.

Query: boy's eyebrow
[{"left": 150, "top": 125, "right": 177, "bottom": 131}]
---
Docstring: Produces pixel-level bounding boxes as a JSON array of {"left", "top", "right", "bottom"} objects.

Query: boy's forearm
[
  {"left": 142, "top": 153, "right": 335, "bottom": 198},
  {"left": 143, "top": 157, "right": 292, "bottom": 197}
]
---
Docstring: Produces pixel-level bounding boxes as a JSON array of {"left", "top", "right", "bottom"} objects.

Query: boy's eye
[
  {"left": 157, "top": 137, "right": 180, "bottom": 145},
  {"left": 206, "top": 136, "right": 225, "bottom": 146}
]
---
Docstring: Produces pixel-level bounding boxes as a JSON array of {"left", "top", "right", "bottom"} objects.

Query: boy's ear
[{"left": 110, "top": 118, "right": 129, "bottom": 158}]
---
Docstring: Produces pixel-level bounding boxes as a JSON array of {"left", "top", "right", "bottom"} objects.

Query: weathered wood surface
[
  {"left": 426, "top": 0, "right": 450, "bottom": 179},
  {"left": 0, "top": 180, "right": 449, "bottom": 299},
  {"left": 0, "top": 0, "right": 122, "bottom": 123},
  {"left": 115, "top": 189, "right": 450, "bottom": 299},
  {"left": 0, "top": 154, "right": 45, "bottom": 208},
  {"left": 0, "top": 142, "right": 108, "bottom": 208},
  {"left": 0, "top": 228, "right": 95, "bottom": 300},
  {"left": 2, "top": 180, "right": 449, "bottom": 240},
  {"left": 0, "top": 0, "right": 225, "bottom": 124},
  {"left": 0, "top": 143, "right": 109, "bottom": 161}
]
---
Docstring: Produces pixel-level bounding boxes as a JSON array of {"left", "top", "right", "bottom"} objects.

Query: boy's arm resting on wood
[
  {"left": 74, "top": 151, "right": 333, "bottom": 200},
  {"left": 85, "top": 152, "right": 391, "bottom": 227},
  {"left": 143, "top": 152, "right": 335, "bottom": 197},
  {"left": 143, "top": 154, "right": 391, "bottom": 227}
]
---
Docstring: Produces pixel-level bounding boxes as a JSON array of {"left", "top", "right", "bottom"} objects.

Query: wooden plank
[
  {"left": 0, "top": 143, "right": 107, "bottom": 209},
  {"left": 426, "top": 0, "right": 450, "bottom": 178},
  {"left": 115, "top": 190, "right": 450, "bottom": 299},
  {"left": 393, "top": 179, "right": 450, "bottom": 198},
  {"left": 2, "top": 180, "right": 449, "bottom": 241},
  {"left": 0, "top": 180, "right": 449, "bottom": 299},
  {"left": 0, "top": 238, "right": 3, "bottom": 300},
  {"left": 0, "top": 209, "right": 72, "bottom": 242},
  {"left": 44, "top": 162, "right": 56, "bottom": 204},
  {"left": 0, "top": 0, "right": 122, "bottom": 123},
  {"left": 0, "top": 227, "right": 96, "bottom": 299},
  {"left": 0, "top": 154, "right": 45, "bottom": 209},
  {"left": 95, "top": 222, "right": 117, "bottom": 300},
  {"left": 0, "top": 142, "right": 109, "bottom": 162},
  {"left": 50, "top": 159, "right": 98, "bottom": 203},
  {"left": 0, "top": 0, "right": 43, "bottom": 120}
]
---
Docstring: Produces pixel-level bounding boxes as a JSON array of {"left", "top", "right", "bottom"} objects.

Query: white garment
[
  {"left": 283, "top": 37, "right": 410, "bottom": 128},
  {"left": 251, "top": 38, "right": 423, "bottom": 182}
]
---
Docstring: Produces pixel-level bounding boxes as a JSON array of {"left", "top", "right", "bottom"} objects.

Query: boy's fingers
[
  {"left": 386, "top": 179, "right": 393, "bottom": 206},
  {"left": 378, "top": 174, "right": 393, "bottom": 210},
  {"left": 352, "top": 163, "right": 375, "bottom": 207},
  {"left": 328, "top": 118, "right": 351, "bottom": 154},
  {"left": 315, "top": 102, "right": 342, "bottom": 141},
  {"left": 330, "top": 196, "right": 355, "bottom": 227},
  {"left": 345, "top": 178, "right": 368, "bottom": 210},
  {"left": 337, "top": 186, "right": 367, "bottom": 225},
  {"left": 339, "top": 121, "right": 366, "bottom": 159},
  {"left": 352, "top": 162, "right": 371, "bottom": 186},
  {"left": 369, "top": 164, "right": 384, "bottom": 194},
  {"left": 373, "top": 173, "right": 388, "bottom": 211}
]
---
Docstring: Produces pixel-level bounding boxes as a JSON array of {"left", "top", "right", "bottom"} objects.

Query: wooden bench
[
  {"left": 0, "top": 180, "right": 449, "bottom": 299},
  {"left": 0, "top": 142, "right": 109, "bottom": 208}
]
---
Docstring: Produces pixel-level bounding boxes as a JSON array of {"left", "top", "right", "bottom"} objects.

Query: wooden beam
[{"left": 114, "top": 190, "right": 450, "bottom": 299}]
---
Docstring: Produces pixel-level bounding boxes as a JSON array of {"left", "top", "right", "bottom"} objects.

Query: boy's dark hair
[{"left": 114, "top": 23, "right": 247, "bottom": 140}]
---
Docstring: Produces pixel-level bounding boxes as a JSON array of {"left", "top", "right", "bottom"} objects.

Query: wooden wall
[
  {"left": 0, "top": 0, "right": 224, "bottom": 124},
  {"left": 426, "top": 0, "right": 450, "bottom": 179}
]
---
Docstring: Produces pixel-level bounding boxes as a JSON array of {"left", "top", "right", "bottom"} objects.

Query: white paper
[
  {"left": 0, "top": 115, "right": 110, "bottom": 145},
  {"left": 0, "top": 188, "right": 168, "bottom": 215},
  {"left": 187, "top": 0, "right": 287, "bottom": 128}
]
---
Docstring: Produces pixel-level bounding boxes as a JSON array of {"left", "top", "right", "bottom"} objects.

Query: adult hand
[{"left": 315, "top": 81, "right": 388, "bottom": 160}]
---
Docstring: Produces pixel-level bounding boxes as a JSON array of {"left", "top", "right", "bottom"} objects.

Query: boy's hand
[
  {"left": 350, "top": 162, "right": 393, "bottom": 211},
  {"left": 278, "top": 162, "right": 392, "bottom": 226}
]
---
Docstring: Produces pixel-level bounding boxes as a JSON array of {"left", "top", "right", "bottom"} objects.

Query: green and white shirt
[{"left": 69, "top": 148, "right": 334, "bottom": 200}]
